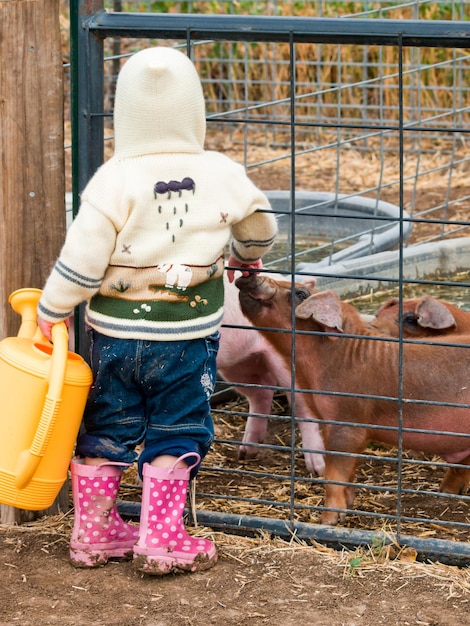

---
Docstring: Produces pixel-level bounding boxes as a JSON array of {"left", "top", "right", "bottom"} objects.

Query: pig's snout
[
  {"left": 235, "top": 273, "right": 262, "bottom": 292},
  {"left": 235, "top": 274, "right": 276, "bottom": 299},
  {"left": 236, "top": 275, "right": 277, "bottom": 321}
]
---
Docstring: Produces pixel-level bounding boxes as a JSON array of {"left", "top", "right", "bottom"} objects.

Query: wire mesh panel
[
  {"left": 92, "top": 2, "right": 470, "bottom": 245},
  {"left": 71, "top": 1, "right": 470, "bottom": 563}
]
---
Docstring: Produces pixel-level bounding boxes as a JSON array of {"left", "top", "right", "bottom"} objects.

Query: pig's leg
[
  {"left": 237, "top": 385, "right": 275, "bottom": 460},
  {"left": 292, "top": 393, "right": 325, "bottom": 476},
  {"left": 439, "top": 456, "right": 470, "bottom": 495},
  {"left": 321, "top": 456, "right": 360, "bottom": 526},
  {"left": 241, "top": 386, "right": 326, "bottom": 472},
  {"left": 320, "top": 425, "right": 367, "bottom": 526},
  {"left": 217, "top": 343, "right": 275, "bottom": 460}
]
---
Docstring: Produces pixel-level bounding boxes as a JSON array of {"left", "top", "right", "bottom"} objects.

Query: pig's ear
[
  {"left": 375, "top": 297, "right": 399, "bottom": 316},
  {"left": 302, "top": 277, "right": 317, "bottom": 289},
  {"left": 295, "top": 290, "right": 343, "bottom": 334},
  {"left": 416, "top": 296, "right": 456, "bottom": 330}
]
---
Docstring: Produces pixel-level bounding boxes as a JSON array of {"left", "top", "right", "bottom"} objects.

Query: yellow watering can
[{"left": 0, "top": 288, "right": 92, "bottom": 510}]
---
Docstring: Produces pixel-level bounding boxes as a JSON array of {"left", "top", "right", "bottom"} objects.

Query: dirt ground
[
  {"left": 2, "top": 148, "right": 469, "bottom": 625},
  {"left": 1, "top": 520, "right": 469, "bottom": 626}
]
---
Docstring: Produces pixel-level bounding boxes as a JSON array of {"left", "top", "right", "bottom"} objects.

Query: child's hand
[
  {"left": 37, "top": 316, "right": 69, "bottom": 342},
  {"left": 37, "top": 317, "right": 55, "bottom": 342},
  {"left": 226, "top": 256, "right": 263, "bottom": 283}
]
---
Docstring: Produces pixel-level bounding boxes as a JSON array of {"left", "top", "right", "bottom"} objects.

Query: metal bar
[
  {"left": 89, "top": 12, "right": 470, "bottom": 48},
  {"left": 71, "top": 0, "right": 105, "bottom": 357},
  {"left": 72, "top": 1, "right": 105, "bottom": 196},
  {"left": 117, "top": 502, "right": 470, "bottom": 567}
]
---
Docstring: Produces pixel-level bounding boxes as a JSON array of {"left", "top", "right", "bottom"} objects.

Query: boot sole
[
  {"left": 70, "top": 544, "right": 136, "bottom": 568},
  {"left": 133, "top": 549, "right": 217, "bottom": 575}
]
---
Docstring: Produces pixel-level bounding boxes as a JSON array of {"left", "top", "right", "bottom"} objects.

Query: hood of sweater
[{"left": 113, "top": 46, "right": 206, "bottom": 158}]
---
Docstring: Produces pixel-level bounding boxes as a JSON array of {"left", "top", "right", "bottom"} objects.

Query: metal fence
[{"left": 70, "top": 1, "right": 470, "bottom": 564}]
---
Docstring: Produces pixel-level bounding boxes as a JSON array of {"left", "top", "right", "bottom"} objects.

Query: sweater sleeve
[
  {"left": 37, "top": 199, "right": 119, "bottom": 323},
  {"left": 229, "top": 184, "right": 278, "bottom": 264}
]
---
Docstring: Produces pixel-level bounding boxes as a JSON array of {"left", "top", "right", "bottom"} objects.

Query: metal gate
[{"left": 70, "top": 0, "right": 470, "bottom": 565}]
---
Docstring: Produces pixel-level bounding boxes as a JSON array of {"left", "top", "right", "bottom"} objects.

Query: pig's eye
[
  {"left": 401, "top": 312, "right": 419, "bottom": 328},
  {"left": 294, "top": 288, "right": 311, "bottom": 302}
]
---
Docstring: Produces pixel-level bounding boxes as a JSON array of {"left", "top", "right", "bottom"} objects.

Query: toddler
[{"left": 37, "top": 46, "right": 277, "bottom": 575}]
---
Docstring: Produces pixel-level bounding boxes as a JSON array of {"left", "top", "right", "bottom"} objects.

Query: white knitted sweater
[{"left": 38, "top": 46, "right": 277, "bottom": 340}]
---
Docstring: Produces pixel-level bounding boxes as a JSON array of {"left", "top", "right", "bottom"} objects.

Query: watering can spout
[
  {"left": 14, "top": 393, "right": 62, "bottom": 489},
  {"left": 8, "top": 288, "right": 43, "bottom": 339},
  {"left": 14, "top": 321, "right": 68, "bottom": 490},
  {"left": 15, "top": 444, "right": 54, "bottom": 491}
]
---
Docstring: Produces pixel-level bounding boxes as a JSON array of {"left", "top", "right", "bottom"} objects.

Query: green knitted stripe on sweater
[{"left": 89, "top": 276, "right": 224, "bottom": 323}]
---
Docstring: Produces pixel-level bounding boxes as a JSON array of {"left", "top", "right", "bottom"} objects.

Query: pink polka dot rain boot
[
  {"left": 70, "top": 458, "right": 139, "bottom": 568},
  {"left": 133, "top": 453, "right": 217, "bottom": 575}
]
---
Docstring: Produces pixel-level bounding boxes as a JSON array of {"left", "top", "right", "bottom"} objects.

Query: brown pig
[
  {"left": 236, "top": 274, "right": 470, "bottom": 526},
  {"left": 369, "top": 295, "right": 470, "bottom": 337}
]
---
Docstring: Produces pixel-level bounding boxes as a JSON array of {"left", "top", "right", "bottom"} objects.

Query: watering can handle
[{"left": 14, "top": 321, "right": 69, "bottom": 490}]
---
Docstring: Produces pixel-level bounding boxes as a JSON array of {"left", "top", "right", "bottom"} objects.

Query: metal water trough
[
  {"left": 265, "top": 191, "right": 411, "bottom": 270},
  {"left": 275, "top": 191, "right": 470, "bottom": 299},
  {"left": 298, "top": 236, "right": 470, "bottom": 297}
]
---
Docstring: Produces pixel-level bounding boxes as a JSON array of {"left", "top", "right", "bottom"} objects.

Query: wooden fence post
[{"left": 0, "top": 0, "right": 68, "bottom": 523}]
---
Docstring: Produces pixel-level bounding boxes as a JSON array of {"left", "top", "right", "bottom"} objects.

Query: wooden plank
[
  {"left": 0, "top": 0, "right": 68, "bottom": 523},
  {"left": 0, "top": 0, "right": 65, "bottom": 337}
]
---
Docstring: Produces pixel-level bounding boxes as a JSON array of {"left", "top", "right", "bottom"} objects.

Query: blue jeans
[{"left": 75, "top": 329, "right": 219, "bottom": 477}]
